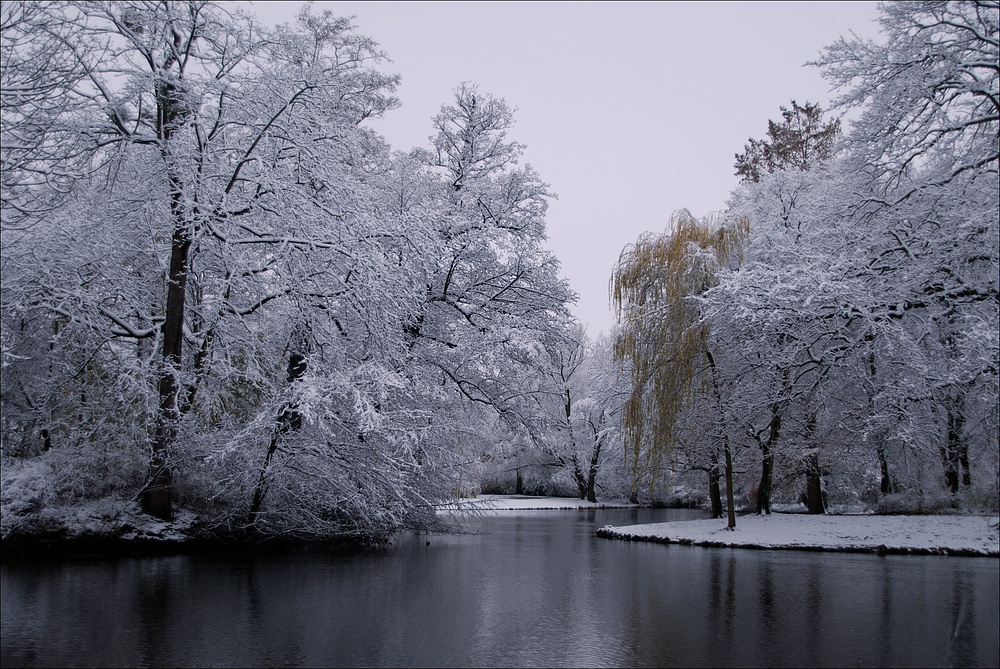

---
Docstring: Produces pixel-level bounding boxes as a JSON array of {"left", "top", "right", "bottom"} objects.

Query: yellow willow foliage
[{"left": 611, "top": 209, "right": 749, "bottom": 493}]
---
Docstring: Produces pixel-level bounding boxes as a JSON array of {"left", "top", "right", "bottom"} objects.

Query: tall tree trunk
[
  {"left": 141, "top": 76, "right": 195, "bottom": 521},
  {"left": 708, "top": 436, "right": 723, "bottom": 519},
  {"left": 959, "top": 442, "right": 971, "bottom": 488},
  {"left": 565, "top": 389, "right": 588, "bottom": 500},
  {"left": 724, "top": 435, "right": 736, "bottom": 530},
  {"left": 142, "top": 178, "right": 190, "bottom": 521},
  {"left": 803, "top": 412, "right": 824, "bottom": 514},
  {"left": 942, "top": 402, "right": 965, "bottom": 494}
]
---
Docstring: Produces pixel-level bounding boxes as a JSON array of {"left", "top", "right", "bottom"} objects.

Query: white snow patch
[{"left": 599, "top": 513, "right": 1000, "bottom": 556}]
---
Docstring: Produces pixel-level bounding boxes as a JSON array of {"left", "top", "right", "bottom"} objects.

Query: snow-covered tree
[
  {"left": 1, "top": 7, "right": 578, "bottom": 540},
  {"left": 407, "top": 83, "right": 576, "bottom": 447},
  {"left": 535, "top": 325, "right": 626, "bottom": 502},
  {"left": 818, "top": 0, "right": 998, "bottom": 502},
  {"left": 1, "top": 1, "right": 420, "bottom": 529},
  {"left": 702, "top": 1, "right": 998, "bottom": 511}
]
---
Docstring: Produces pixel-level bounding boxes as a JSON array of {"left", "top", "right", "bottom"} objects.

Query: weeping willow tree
[{"left": 611, "top": 210, "right": 748, "bottom": 528}]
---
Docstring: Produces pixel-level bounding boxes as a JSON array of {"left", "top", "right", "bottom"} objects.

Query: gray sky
[{"left": 248, "top": 1, "right": 882, "bottom": 336}]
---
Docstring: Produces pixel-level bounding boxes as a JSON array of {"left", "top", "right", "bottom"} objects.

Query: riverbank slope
[{"left": 598, "top": 512, "right": 1000, "bottom": 557}]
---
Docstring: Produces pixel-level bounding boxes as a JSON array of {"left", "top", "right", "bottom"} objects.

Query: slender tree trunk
[
  {"left": 942, "top": 399, "right": 966, "bottom": 494},
  {"left": 141, "top": 77, "right": 195, "bottom": 521},
  {"left": 867, "top": 351, "right": 894, "bottom": 496},
  {"left": 757, "top": 450, "right": 774, "bottom": 514},
  {"left": 586, "top": 435, "right": 602, "bottom": 504},
  {"left": 250, "top": 428, "right": 281, "bottom": 524},
  {"left": 707, "top": 422, "right": 724, "bottom": 518},
  {"left": 959, "top": 443, "right": 971, "bottom": 488},
  {"left": 705, "top": 347, "right": 736, "bottom": 529},
  {"left": 564, "top": 389, "right": 588, "bottom": 500}
]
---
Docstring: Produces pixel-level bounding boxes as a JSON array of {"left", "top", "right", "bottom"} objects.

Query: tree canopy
[{"left": 733, "top": 100, "right": 840, "bottom": 182}]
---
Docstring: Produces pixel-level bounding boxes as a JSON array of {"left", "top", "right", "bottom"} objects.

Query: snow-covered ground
[
  {"left": 438, "top": 496, "right": 999, "bottom": 557},
  {"left": 598, "top": 512, "right": 1000, "bottom": 557},
  {"left": 438, "top": 494, "right": 637, "bottom": 511}
]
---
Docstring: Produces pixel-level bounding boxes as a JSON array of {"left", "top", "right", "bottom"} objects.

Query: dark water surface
[{"left": 2, "top": 508, "right": 998, "bottom": 667}]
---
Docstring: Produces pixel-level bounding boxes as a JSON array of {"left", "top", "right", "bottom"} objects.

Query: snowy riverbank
[
  {"left": 439, "top": 494, "right": 637, "bottom": 511},
  {"left": 597, "top": 512, "right": 1000, "bottom": 557}
]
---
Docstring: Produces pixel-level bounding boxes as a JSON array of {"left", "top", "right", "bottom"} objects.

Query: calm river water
[{"left": 2, "top": 508, "right": 998, "bottom": 668}]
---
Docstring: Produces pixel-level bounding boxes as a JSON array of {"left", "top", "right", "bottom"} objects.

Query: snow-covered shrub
[{"left": 875, "top": 489, "right": 958, "bottom": 515}]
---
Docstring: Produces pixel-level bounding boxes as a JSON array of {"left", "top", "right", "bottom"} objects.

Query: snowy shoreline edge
[{"left": 596, "top": 513, "right": 1000, "bottom": 558}]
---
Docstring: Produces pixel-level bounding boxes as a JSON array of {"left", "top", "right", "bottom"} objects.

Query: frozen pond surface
[{"left": 2, "top": 508, "right": 998, "bottom": 668}]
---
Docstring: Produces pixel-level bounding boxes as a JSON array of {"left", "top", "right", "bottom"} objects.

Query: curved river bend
[{"left": 2, "top": 508, "right": 998, "bottom": 667}]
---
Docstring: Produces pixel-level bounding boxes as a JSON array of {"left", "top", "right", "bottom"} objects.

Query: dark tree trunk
[
  {"left": 960, "top": 443, "right": 971, "bottom": 488},
  {"left": 942, "top": 401, "right": 966, "bottom": 494},
  {"left": 515, "top": 468, "right": 524, "bottom": 495},
  {"left": 755, "top": 405, "right": 779, "bottom": 515},
  {"left": 586, "top": 435, "right": 602, "bottom": 504},
  {"left": 756, "top": 446, "right": 774, "bottom": 515},
  {"left": 802, "top": 412, "right": 824, "bottom": 514},
  {"left": 805, "top": 452, "right": 824, "bottom": 514},
  {"left": 250, "top": 426, "right": 281, "bottom": 523},
  {"left": 867, "top": 351, "right": 894, "bottom": 497},
  {"left": 566, "top": 390, "right": 588, "bottom": 500},
  {"left": 142, "top": 180, "right": 191, "bottom": 521},
  {"left": 141, "top": 78, "right": 195, "bottom": 521},
  {"left": 572, "top": 457, "right": 588, "bottom": 500},
  {"left": 878, "top": 444, "right": 894, "bottom": 495},
  {"left": 708, "top": 465, "right": 723, "bottom": 519}
]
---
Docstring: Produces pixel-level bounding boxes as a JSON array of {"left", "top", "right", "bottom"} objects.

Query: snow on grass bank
[
  {"left": 598, "top": 513, "right": 1000, "bottom": 557},
  {"left": 438, "top": 494, "right": 637, "bottom": 511}
]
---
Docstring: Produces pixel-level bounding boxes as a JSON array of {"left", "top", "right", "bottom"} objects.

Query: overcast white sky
[{"left": 247, "top": 1, "right": 882, "bottom": 336}]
